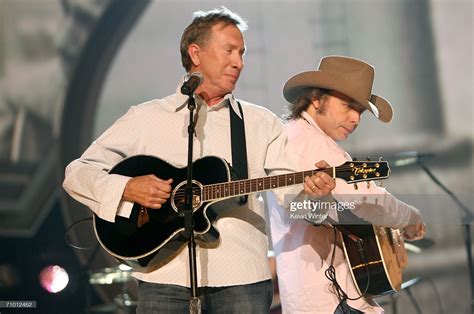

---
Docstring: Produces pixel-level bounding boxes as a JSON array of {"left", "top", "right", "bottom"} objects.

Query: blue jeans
[{"left": 136, "top": 280, "right": 273, "bottom": 313}]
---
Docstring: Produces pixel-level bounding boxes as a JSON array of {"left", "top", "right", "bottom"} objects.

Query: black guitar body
[
  {"left": 93, "top": 155, "right": 232, "bottom": 270},
  {"left": 92, "top": 155, "right": 390, "bottom": 271}
]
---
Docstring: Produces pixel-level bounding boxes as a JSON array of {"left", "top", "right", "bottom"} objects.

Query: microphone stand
[
  {"left": 183, "top": 93, "right": 201, "bottom": 314},
  {"left": 417, "top": 160, "right": 473, "bottom": 312}
]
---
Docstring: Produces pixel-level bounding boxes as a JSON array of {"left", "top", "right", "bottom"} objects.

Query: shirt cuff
[
  {"left": 117, "top": 200, "right": 134, "bottom": 218},
  {"left": 98, "top": 174, "right": 132, "bottom": 222}
]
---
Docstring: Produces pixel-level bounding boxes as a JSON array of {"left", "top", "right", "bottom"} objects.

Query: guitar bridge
[{"left": 192, "top": 195, "right": 201, "bottom": 208}]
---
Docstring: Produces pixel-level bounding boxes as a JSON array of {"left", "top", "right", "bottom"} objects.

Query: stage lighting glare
[
  {"left": 118, "top": 264, "right": 132, "bottom": 271},
  {"left": 39, "top": 265, "right": 69, "bottom": 293}
]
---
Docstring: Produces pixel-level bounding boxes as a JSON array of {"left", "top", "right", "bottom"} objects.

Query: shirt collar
[
  {"left": 174, "top": 77, "right": 242, "bottom": 119},
  {"left": 300, "top": 111, "right": 340, "bottom": 146},
  {"left": 301, "top": 111, "right": 322, "bottom": 132}
]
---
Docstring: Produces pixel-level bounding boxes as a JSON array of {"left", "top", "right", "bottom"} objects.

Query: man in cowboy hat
[{"left": 266, "top": 56, "right": 426, "bottom": 313}]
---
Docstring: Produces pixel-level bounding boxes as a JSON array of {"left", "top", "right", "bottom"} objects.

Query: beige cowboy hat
[{"left": 283, "top": 55, "right": 393, "bottom": 123}]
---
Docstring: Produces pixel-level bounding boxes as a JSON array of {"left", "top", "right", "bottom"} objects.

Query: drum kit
[
  {"left": 88, "top": 265, "right": 137, "bottom": 313},
  {"left": 89, "top": 265, "right": 133, "bottom": 285},
  {"left": 87, "top": 238, "right": 434, "bottom": 313}
]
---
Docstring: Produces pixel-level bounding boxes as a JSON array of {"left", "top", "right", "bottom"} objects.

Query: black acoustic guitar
[{"left": 93, "top": 155, "right": 389, "bottom": 270}]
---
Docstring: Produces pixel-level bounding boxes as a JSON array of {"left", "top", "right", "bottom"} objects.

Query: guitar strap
[{"left": 229, "top": 100, "right": 249, "bottom": 205}]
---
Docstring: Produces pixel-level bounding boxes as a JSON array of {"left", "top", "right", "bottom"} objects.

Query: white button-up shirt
[
  {"left": 63, "top": 82, "right": 301, "bottom": 287},
  {"left": 267, "top": 111, "right": 423, "bottom": 313}
]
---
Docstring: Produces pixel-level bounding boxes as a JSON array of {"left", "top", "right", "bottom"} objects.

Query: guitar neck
[
  {"left": 202, "top": 168, "right": 331, "bottom": 201},
  {"left": 202, "top": 160, "right": 389, "bottom": 202}
]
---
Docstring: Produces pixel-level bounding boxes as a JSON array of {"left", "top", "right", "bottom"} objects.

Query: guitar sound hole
[
  {"left": 174, "top": 195, "right": 201, "bottom": 211},
  {"left": 172, "top": 185, "right": 202, "bottom": 212}
]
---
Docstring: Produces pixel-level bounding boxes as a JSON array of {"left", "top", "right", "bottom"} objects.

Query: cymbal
[{"left": 89, "top": 265, "right": 133, "bottom": 285}]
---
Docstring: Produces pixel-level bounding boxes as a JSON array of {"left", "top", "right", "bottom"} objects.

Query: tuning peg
[
  {"left": 352, "top": 157, "right": 358, "bottom": 161},
  {"left": 367, "top": 157, "right": 371, "bottom": 161},
  {"left": 379, "top": 157, "right": 384, "bottom": 161},
  {"left": 379, "top": 180, "right": 385, "bottom": 188},
  {"left": 367, "top": 181, "right": 371, "bottom": 188},
  {"left": 353, "top": 183, "right": 358, "bottom": 190}
]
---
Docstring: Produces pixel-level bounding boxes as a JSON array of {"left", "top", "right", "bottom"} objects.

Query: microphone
[
  {"left": 390, "top": 151, "right": 434, "bottom": 167},
  {"left": 181, "top": 72, "right": 203, "bottom": 95}
]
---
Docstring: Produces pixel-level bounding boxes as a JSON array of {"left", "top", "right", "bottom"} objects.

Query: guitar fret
[
  {"left": 287, "top": 173, "right": 294, "bottom": 185},
  {"left": 204, "top": 169, "right": 316, "bottom": 201},
  {"left": 271, "top": 176, "right": 277, "bottom": 189},
  {"left": 221, "top": 183, "right": 227, "bottom": 198}
]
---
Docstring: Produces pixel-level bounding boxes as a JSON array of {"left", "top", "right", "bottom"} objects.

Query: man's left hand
[{"left": 304, "top": 160, "right": 336, "bottom": 197}]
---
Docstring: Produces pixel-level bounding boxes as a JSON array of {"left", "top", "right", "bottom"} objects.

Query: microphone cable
[
  {"left": 64, "top": 216, "right": 97, "bottom": 250},
  {"left": 323, "top": 226, "right": 371, "bottom": 312}
]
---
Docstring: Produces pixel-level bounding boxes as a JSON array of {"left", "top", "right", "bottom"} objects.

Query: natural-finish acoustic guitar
[{"left": 338, "top": 219, "right": 408, "bottom": 298}]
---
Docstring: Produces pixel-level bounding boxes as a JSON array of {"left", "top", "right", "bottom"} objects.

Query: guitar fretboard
[{"left": 202, "top": 168, "right": 333, "bottom": 201}]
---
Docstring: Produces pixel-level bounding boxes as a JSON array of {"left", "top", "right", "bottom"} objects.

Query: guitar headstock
[{"left": 337, "top": 158, "right": 390, "bottom": 184}]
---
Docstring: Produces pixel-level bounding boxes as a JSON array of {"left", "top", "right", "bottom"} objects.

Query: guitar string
[
  {"left": 173, "top": 165, "right": 387, "bottom": 193},
  {"left": 171, "top": 166, "right": 386, "bottom": 192},
  {"left": 172, "top": 169, "right": 384, "bottom": 190},
  {"left": 171, "top": 166, "right": 387, "bottom": 200}
]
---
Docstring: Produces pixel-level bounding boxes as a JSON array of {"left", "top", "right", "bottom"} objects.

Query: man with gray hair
[{"left": 63, "top": 7, "right": 335, "bottom": 313}]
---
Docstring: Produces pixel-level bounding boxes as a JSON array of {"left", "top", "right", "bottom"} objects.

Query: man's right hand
[{"left": 122, "top": 175, "right": 173, "bottom": 209}]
